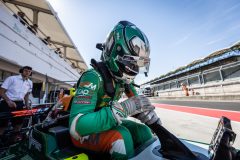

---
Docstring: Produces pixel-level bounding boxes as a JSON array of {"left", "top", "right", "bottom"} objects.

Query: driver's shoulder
[{"left": 82, "top": 69, "right": 103, "bottom": 82}]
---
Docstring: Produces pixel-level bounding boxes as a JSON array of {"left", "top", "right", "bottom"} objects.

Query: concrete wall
[{"left": 157, "top": 80, "right": 240, "bottom": 100}]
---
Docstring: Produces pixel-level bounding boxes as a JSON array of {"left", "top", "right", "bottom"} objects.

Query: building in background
[
  {"left": 142, "top": 42, "right": 240, "bottom": 100},
  {"left": 0, "top": 0, "right": 88, "bottom": 104}
]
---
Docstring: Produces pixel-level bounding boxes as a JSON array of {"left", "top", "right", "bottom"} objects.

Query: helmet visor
[
  {"left": 116, "top": 55, "right": 150, "bottom": 76},
  {"left": 130, "top": 36, "right": 150, "bottom": 58},
  {"left": 129, "top": 36, "right": 150, "bottom": 74}
]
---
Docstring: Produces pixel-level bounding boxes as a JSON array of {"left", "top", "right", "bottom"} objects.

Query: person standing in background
[
  {"left": 181, "top": 83, "right": 189, "bottom": 96},
  {"left": 0, "top": 66, "right": 33, "bottom": 142}
]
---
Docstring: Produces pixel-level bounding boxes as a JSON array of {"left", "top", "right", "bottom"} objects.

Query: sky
[{"left": 48, "top": 0, "right": 240, "bottom": 84}]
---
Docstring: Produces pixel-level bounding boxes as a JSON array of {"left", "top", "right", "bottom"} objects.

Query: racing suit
[{"left": 69, "top": 68, "right": 153, "bottom": 159}]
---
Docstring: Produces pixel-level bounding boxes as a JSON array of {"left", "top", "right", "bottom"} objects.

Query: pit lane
[{"left": 150, "top": 99, "right": 240, "bottom": 149}]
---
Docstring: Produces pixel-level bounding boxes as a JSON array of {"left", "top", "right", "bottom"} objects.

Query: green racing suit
[{"left": 69, "top": 68, "right": 153, "bottom": 159}]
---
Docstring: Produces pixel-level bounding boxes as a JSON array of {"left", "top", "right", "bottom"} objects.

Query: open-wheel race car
[{"left": 0, "top": 103, "right": 239, "bottom": 160}]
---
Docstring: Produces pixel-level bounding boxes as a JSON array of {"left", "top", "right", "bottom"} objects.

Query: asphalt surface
[
  {"left": 150, "top": 99, "right": 240, "bottom": 111},
  {"left": 150, "top": 99, "right": 240, "bottom": 149}
]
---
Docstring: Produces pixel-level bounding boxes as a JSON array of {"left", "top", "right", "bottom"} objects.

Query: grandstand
[{"left": 141, "top": 42, "right": 240, "bottom": 100}]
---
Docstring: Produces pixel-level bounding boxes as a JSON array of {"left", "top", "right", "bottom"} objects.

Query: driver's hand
[
  {"left": 111, "top": 95, "right": 155, "bottom": 125},
  {"left": 136, "top": 110, "right": 162, "bottom": 125},
  {"left": 120, "top": 95, "right": 154, "bottom": 116}
]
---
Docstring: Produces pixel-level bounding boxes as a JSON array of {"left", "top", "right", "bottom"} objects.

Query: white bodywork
[{"left": 130, "top": 138, "right": 209, "bottom": 160}]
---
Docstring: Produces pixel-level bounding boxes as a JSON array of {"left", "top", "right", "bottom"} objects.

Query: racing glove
[
  {"left": 136, "top": 110, "right": 162, "bottom": 125},
  {"left": 111, "top": 95, "right": 154, "bottom": 124}
]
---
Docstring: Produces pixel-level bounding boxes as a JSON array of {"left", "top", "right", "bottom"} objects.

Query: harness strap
[{"left": 91, "top": 59, "right": 115, "bottom": 98}]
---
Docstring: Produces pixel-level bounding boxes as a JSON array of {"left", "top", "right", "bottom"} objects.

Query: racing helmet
[{"left": 98, "top": 21, "right": 150, "bottom": 84}]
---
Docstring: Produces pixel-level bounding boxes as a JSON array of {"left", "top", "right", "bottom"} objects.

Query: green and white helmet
[{"left": 97, "top": 21, "right": 150, "bottom": 84}]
